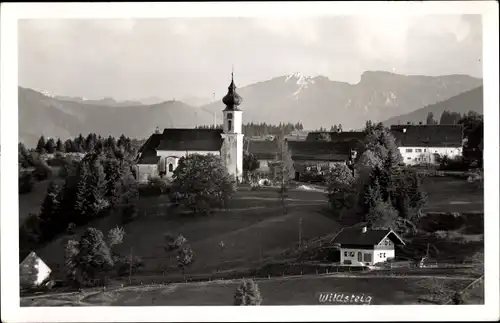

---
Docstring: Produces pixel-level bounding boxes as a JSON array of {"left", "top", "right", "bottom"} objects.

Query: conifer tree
[
  {"left": 36, "top": 136, "right": 46, "bottom": 154},
  {"left": 56, "top": 138, "right": 64, "bottom": 152},
  {"left": 45, "top": 138, "right": 56, "bottom": 154}
]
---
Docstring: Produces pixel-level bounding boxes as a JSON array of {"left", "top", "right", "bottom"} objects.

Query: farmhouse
[
  {"left": 136, "top": 73, "right": 244, "bottom": 183},
  {"left": 19, "top": 251, "right": 52, "bottom": 289},
  {"left": 246, "top": 139, "right": 355, "bottom": 179},
  {"left": 330, "top": 226, "right": 405, "bottom": 266},
  {"left": 390, "top": 124, "right": 464, "bottom": 166}
]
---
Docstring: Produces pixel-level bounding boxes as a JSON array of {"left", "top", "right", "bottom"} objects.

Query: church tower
[{"left": 221, "top": 72, "right": 244, "bottom": 182}]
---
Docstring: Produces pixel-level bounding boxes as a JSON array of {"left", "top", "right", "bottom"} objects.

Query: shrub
[
  {"left": 234, "top": 279, "right": 263, "bottom": 305},
  {"left": 165, "top": 233, "right": 187, "bottom": 252},
  {"left": 439, "top": 156, "right": 470, "bottom": 171},
  {"left": 33, "top": 159, "right": 52, "bottom": 181},
  {"left": 47, "top": 156, "right": 68, "bottom": 167},
  {"left": 177, "top": 246, "right": 195, "bottom": 277}
]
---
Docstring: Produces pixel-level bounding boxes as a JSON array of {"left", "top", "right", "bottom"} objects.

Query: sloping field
[
  {"left": 21, "top": 275, "right": 479, "bottom": 306},
  {"left": 35, "top": 189, "right": 335, "bottom": 279}
]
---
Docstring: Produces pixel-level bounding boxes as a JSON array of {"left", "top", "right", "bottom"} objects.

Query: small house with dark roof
[
  {"left": 136, "top": 73, "right": 244, "bottom": 182},
  {"left": 330, "top": 226, "right": 405, "bottom": 266},
  {"left": 246, "top": 138, "right": 356, "bottom": 179},
  {"left": 390, "top": 124, "right": 464, "bottom": 165}
]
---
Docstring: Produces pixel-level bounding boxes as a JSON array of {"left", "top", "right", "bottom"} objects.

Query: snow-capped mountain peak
[{"left": 285, "top": 72, "right": 317, "bottom": 100}]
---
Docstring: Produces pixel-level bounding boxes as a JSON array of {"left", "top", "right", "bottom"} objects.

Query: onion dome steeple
[{"left": 222, "top": 72, "right": 242, "bottom": 110}]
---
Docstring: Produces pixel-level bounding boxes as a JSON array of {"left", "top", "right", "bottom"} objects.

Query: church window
[
  {"left": 168, "top": 163, "right": 173, "bottom": 172},
  {"left": 228, "top": 120, "right": 232, "bottom": 132},
  {"left": 227, "top": 113, "right": 233, "bottom": 120}
]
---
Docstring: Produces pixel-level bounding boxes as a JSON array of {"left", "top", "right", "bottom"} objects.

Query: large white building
[
  {"left": 390, "top": 124, "right": 464, "bottom": 166},
  {"left": 136, "top": 73, "right": 244, "bottom": 182}
]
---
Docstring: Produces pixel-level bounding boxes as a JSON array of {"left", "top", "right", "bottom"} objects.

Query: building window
[
  {"left": 363, "top": 253, "right": 372, "bottom": 262},
  {"left": 168, "top": 163, "right": 173, "bottom": 172},
  {"left": 407, "top": 157, "right": 411, "bottom": 160},
  {"left": 228, "top": 120, "right": 232, "bottom": 132},
  {"left": 227, "top": 112, "right": 233, "bottom": 120},
  {"left": 357, "top": 252, "right": 362, "bottom": 262},
  {"left": 344, "top": 251, "right": 348, "bottom": 257},
  {"left": 424, "top": 149, "right": 427, "bottom": 152},
  {"left": 415, "top": 148, "right": 422, "bottom": 153},
  {"left": 349, "top": 252, "right": 355, "bottom": 257},
  {"left": 379, "top": 253, "right": 386, "bottom": 258},
  {"left": 405, "top": 148, "right": 413, "bottom": 153}
]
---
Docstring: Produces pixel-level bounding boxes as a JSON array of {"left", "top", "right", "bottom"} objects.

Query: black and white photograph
[{"left": 1, "top": 1, "right": 499, "bottom": 322}]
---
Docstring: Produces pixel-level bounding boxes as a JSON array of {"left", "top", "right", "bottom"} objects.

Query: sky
[{"left": 18, "top": 15, "right": 482, "bottom": 101}]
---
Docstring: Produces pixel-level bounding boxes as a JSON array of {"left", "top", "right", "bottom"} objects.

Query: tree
[
  {"left": 19, "top": 170, "right": 34, "bottom": 194},
  {"left": 107, "top": 226, "right": 125, "bottom": 247},
  {"left": 318, "top": 132, "right": 331, "bottom": 141},
  {"left": 56, "top": 138, "right": 64, "bottom": 152},
  {"left": 234, "top": 279, "right": 263, "bottom": 305},
  {"left": 243, "top": 152, "right": 260, "bottom": 178},
  {"left": 18, "top": 142, "right": 31, "bottom": 168},
  {"left": 459, "top": 111, "right": 483, "bottom": 167},
  {"left": 274, "top": 136, "right": 295, "bottom": 214},
  {"left": 65, "top": 228, "right": 115, "bottom": 287},
  {"left": 426, "top": 112, "right": 437, "bottom": 125},
  {"left": 326, "top": 163, "right": 356, "bottom": 212},
  {"left": 75, "top": 160, "right": 93, "bottom": 220},
  {"left": 90, "top": 159, "right": 109, "bottom": 215},
  {"left": 39, "top": 181, "right": 63, "bottom": 239},
  {"left": 45, "top": 138, "right": 56, "bottom": 154},
  {"left": 177, "top": 246, "right": 195, "bottom": 278},
  {"left": 36, "top": 136, "right": 46, "bottom": 154},
  {"left": 171, "top": 154, "right": 235, "bottom": 214}
]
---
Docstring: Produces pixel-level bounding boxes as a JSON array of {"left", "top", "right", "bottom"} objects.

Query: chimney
[{"left": 361, "top": 226, "right": 367, "bottom": 233}]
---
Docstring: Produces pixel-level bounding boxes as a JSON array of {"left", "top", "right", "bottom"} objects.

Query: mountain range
[
  {"left": 382, "top": 86, "right": 483, "bottom": 126},
  {"left": 17, "top": 71, "right": 483, "bottom": 147}
]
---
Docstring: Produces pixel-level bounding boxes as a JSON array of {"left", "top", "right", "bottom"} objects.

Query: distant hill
[
  {"left": 18, "top": 71, "right": 483, "bottom": 146},
  {"left": 54, "top": 95, "right": 144, "bottom": 107},
  {"left": 19, "top": 87, "right": 213, "bottom": 147},
  {"left": 382, "top": 86, "right": 483, "bottom": 126},
  {"left": 199, "top": 71, "right": 483, "bottom": 130}
]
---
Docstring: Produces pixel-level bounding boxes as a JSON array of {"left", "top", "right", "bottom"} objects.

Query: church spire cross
[{"left": 222, "top": 69, "right": 242, "bottom": 109}]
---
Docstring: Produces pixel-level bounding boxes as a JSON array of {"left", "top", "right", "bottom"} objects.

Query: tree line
[
  {"left": 34, "top": 133, "right": 139, "bottom": 155},
  {"left": 425, "top": 110, "right": 478, "bottom": 125},
  {"left": 196, "top": 122, "right": 304, "bottom": 137}
]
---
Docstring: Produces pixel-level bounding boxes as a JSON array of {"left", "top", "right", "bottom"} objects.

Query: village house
[
  {"left": 330, "top": 226, "right": 405, "bottom": 266},
  {"left": 246, "top": 139, "right": 356, "bottom": 180},
  {"left": 135, "top": 73, "right": 244, "bottom": 183},
  {"left": 19, "top": 251, "right": 52, "bottom": 289},
  {"left": 390, "top": 124, "right": 464, "bottom": 166}
]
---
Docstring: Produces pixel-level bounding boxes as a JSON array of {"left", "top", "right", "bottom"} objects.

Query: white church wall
[{"left": 156, "top": 150, "right": 221, "bottom": 179}]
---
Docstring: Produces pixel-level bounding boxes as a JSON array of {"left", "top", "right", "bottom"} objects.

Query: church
[{"left": 135, "top": 73, "right": 244, "bottom": 183}]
